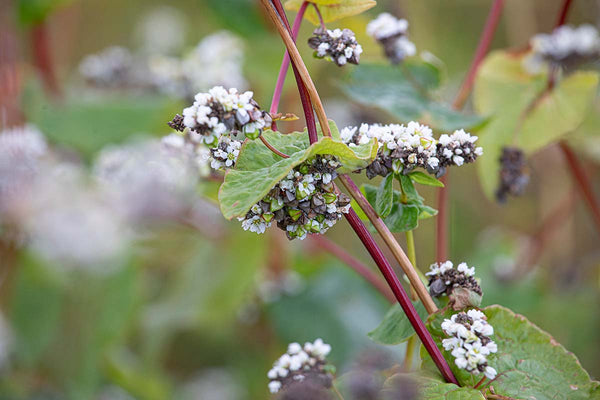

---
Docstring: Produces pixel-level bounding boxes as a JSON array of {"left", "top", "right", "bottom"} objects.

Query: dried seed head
[
  {"left": 495, "top": 147, "right": 529, "bottom": 203},
  {"left": 308, "top": 28, "right": 363, "bottom": 67},
  {"left": 367, "top": 13, "right": 416, "bottom": 64}
]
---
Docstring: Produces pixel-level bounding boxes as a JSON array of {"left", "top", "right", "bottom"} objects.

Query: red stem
[
  {"left": 436, "top": 174, "right": 449, "bottom": 263},
  {"left": 555, "top": 0, "right": 574, "bottom": 27},
  {"left": 310, "top": 236, "right": 396, "bottom": 304},
  {"left": 312, "top": 3, "right": 326, "bottom": 30},
  {"left": 270, "top": 1, "right": 308, "bottom": 120},
  {"left": 31, "top": 21, "right": 61, "bottom": 99},
  {"left": 268, "top": 0, "right": 458, "bottom": 384},
  {"left": 344, "top": 210, "right": 459, "bottom": 385},
  {"left": 437, "top": 0, "right": 505, "bottom": 263},
  {"left": 558, "top": 142, "right": 600, "bottom": 234}
]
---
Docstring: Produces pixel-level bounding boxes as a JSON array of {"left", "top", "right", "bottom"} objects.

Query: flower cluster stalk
[
  {"left": 549, "top": 0, "right": 600, "bottom": 236},
  {"left": 263, "top": 0, "right": 458, "bottom": 384},
  {"left": 437, "top": 0, "right": 505, "bottom": 262}
]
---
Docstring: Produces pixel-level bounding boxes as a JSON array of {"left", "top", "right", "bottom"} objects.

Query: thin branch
[
  {"left": 269, "top": 1, "right": 308, "bottom": 119},
  {"left": 344, "top": 209, "right": 458, "bottom": 385},
  {"left": 312, "top": 2, "right": 326, "bottom": 30},
  {"left": 264, "top": 0, "right": 456, "bottom": 383},
  {"left": 555, "top": 0, "right": 574, "bottom": 27},
  {"left": 339, "top": 174, "right": 437, "bottom": 314},
  {"left": 31, "top": 21, "right": 61, "bottom": 99},
  {"left": 261, "top": 0, "right": 331, "bottom": 137},
  {"left": 559, "top": 142, "right": 600, "bottom": 234},
  {"left": 259, "top": 135, "right": 290, "bottom": 158},
  {"left": 437, "top": 0, "right": 505, "bottom": 263},
  {"left": 310, "top": 236, "right": 396, "bottom": 304}
]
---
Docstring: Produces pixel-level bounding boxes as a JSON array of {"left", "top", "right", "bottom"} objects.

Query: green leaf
[
  {"left": 17, "top": 0, "right": 75, "bottom": 25},
  {"left": 362, "top": 184, "right": 434, "bottom": 231},
  {"left": 409, "top": 171, "right": 445, "bottom": 187},
  {"left": 519, "top": 72, "right": 599, "bottom": 152},
  {"left": 341, "top": 63, "right": 483, "bottom": 132},
  {"left": 383, "top": 373, "right": 485, "bottom": 400},
  {"left": 473, "top": 50, "right": 599, "bottom": 199},
  {"left": 368, "top": 301, "right": 428, "bottom": 345},
  {"left": 375, "top": 173, "right": 394, "bottom": 218},
  {"left": 219, "top": 122, "right": 377, "bottom": 220},
  {"left": 285, "top": 0, "right": 376, "bottom": 25},
  {"left": 421, "top": 305, "right": 600, "bottom": 399},
  {"left": 398, "top": 174, "right": 419, "bottom": 201}
]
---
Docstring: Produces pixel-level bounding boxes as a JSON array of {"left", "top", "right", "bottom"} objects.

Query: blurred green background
[{"left": 1, "top": 0, "right": 599, "bottom": 398}]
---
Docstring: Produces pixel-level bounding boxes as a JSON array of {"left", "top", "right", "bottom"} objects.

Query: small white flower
[
  {"left": 484, "top": 366, "right": 497, "bottom": 380},
  {"left": 268, "top": 381, "right": 281, "bottom": 393}
]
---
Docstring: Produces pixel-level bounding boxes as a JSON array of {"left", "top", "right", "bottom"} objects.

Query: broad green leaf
[
  {"left": 9, "top": 253, "right": 64, "bottom": 366},
  {"left": 368, "top": 301, "right": 428, "bottom": 345},
  {"left": 23, "top": 85, "right": 181, "bottom": 160},
  {"left": 421, "top": 305, "right": 600, "bottom": 399},
  {"left": 285, "top": 0, "right": 376, "bottom": 25},
  {"left": 341, "top": 63, "right": 483, "bottom": 132},
  {"left": 398, "top": 174, "right": 418, "bottom": 201},
  {"left": 383, "top": 373, "right": 485, "bottom": 400},
  {"left": 362, "top": 184, "right": 435, "bottom": 231},
  {"left": 219, "top": 123, "right": 377, "bottom": 220},
  {"left": 473, "top": 50, "right": 599, "bottom": 199},
  {"left": 409, "top": 171, "right": 444, "bottom": 187},
  {"left": 385, "top": 202, "right": 419, "bottom": 232},
  {"left": 375, "top": 173, "right": 394, "bottom": 218},
  {"left": 519, "top": 72, "right": 599, "bottom": 152}
]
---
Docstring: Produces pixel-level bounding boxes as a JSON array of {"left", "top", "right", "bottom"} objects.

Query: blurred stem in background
[
  {"left": 551, "top": 0, "right": 600, "bottom": 235},
  {"left": 436, "top": 0, "right": 506, "bottom": 263},
  {"left": 0, "top": 0, "right": 24, "bottom": 129},
  {"left": 263, "top": 0, "right": 458, "bottom": 384},
  {"left": 31, "top": 20, "right": 62, "bottom": 99}
]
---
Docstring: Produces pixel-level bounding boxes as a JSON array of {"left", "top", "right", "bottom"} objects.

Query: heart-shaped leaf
[
  {"left": 421, "top": 305, "right": 600, "bottom": 399},
  {"left": 219, "top": 121, "right": 377, "bottom": 220},
  {"left": 341, "top": 63, "right": 484, "bottom": 132},
  {"left": 285, "top": 0, "right": 376, "bottom": 25}
]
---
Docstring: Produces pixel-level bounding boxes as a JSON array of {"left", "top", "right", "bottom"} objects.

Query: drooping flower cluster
[
  {"left": 441, "top": 310, "right": 498, "bottom": 380},
  {"left": 340, "top": 122, "right": 482, "bottom": 178},
  {"left": 180, "top": 86, "right": 271, "bottom": 145},
  {"left": 239, "top": 155, "right": 351, "bottom": 240},
  {"left": 167, "top": 86, "right": 271, "bottom": 171},
  {"left": 366, "top": 13, "right": 416, "bottom": 64},
  {"left": 426, "top": 261, "right": 482, "bottom": 298},
  {"left": 308, "top": 28, "right": 363, "bottom": 67},
  {"left": 434, "top": 130, "right": 484, "bottom": 177},
  {"left": 267, "top": 339, "right": 333, "bottom": 394},
  {"left": 524, "top": 24, "right": 600, "bottom": 74},
  {"left": 496, "top": 147, "right": 529, "bottom": 203},
  {"left": 149, "top": 31, "right": 247, "bottom": 99}
]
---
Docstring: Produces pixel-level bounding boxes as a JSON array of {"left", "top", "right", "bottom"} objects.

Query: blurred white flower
[
  {"left": 136, "top": 6, "right": 186, "bottom": 56},
  {"left": 180, "top": 369, "right": 243, "bottom": 400}
]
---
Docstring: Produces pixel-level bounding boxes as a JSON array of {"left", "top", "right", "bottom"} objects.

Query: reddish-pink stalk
[
  {"left": 31, "top": 21, "right": 61, "bottom": 99},
  {"left": 549, "top": 0, "right": 600, "bottom": 235},
  {"left": 559, "top": 142, "right": 600, "bottom": 234},
  {"left": 436, "top": 0, "right": 505, "bottom": 263},
  {"left": 312, "top": 3, "right": 326, "bottom": 30},
  {"left": 555, "top": 0, "right": 574, "bottom": 27},
  {"left": 269, "top": 1, "right": 308, "bottom": 122},
  {"left": 267, "top": 0, "right": 458, "bottom": 384},
  {"left": 310, "top": 236, "right": 396, "bottom": 304},
  {"left": 344, "top": 209, "right": 458, "bottom": 385}
]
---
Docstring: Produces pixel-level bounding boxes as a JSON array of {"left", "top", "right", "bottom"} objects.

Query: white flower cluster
[
  {"left": 0, "top": 125, "right": 47, "bottom": 211},
  {"left": 525, "top": 24, "right": 600, "bottom": 74},
  {"left": 161, "top": 133, "right": 211, "bottom": 177},
  {"left": 308, "top": 28, "right": 363, "bottom": 67},
  {"left": 149, "top": 31, "right": 247, "bottom": 99},
  {"left": 166, "top": 86, "right": 271, "bottom": 172},
  {"left": 181, "top": 86, "right": 270, "bottom": 145},
  {"left": 239, "top": 155, "right": 351, "bottom": 240},
  {"left": 442, "top": 310, "right": 498, "bottom": 380},
  {"left": 267, "top": 339, "right": 333, "bottom": 394},
  {"left": 367, "top": 13, "right": 416, "bottom": 64},
  {"left": 79, "top": 46, "right": 149, "bottom": 89},
  {"left": 341, "top": 123, "right": 482, "bottom": 178},
  {"left": 426, "top": 260, "right": 481, "bottom": 298}
]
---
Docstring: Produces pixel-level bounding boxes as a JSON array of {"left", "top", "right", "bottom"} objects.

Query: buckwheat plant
[
  {"left": 441, "top": 310, "right": 498, "bottom": 381},
  {"left": 267, "top": 339, "right": 334, "bottom": 394}
]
